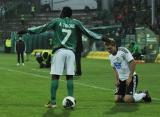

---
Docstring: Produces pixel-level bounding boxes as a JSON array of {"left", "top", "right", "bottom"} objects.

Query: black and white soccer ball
[{"left": 62, "top": 96, "right": 76, "bottom": 108}]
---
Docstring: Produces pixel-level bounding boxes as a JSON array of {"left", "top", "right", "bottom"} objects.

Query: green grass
[{"left": 0, "top": 53, "right": 160, "bottom": 117}]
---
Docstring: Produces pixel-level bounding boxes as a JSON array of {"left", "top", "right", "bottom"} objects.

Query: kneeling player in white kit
[{"left": 104, "top": 37, "right": 151, "bottom": 103}]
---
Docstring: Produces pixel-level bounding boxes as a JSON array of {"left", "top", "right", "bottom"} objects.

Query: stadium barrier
[
  {"left": 31, "top": 49, "right": 52, "bottom": 56},
  {"left": 32, "top": 50, "right": 110, "bottom": 60},
  {"left": 86, "top": 51, "right": 146, "bottom": 63},
  {"left": 11, "top": 31, "right": 53, "bottom": 53},
  {"left": 86, "top": 51, "right": 110, "bottom": 60},
  {"left": 155, "top": 54, "right": 160, "bottom": 63},
  {"left": 135, "top": 60, "right": 145, "bottom": 64}
]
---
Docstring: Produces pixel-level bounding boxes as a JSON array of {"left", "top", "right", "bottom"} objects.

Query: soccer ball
[{"left": 62, "top": 96, "right": 76, "bottom": 108}]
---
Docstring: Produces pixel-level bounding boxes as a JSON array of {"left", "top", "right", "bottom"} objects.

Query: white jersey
[{"left": 109, "top": 47, "right": 134, "bottom": 81}]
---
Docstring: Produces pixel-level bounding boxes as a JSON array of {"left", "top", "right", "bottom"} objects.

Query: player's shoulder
[
  {"left": 53, "top": 18, "right": 61, "bottom": 20},
  {"left": 72, "top": 18, "right": 80, "bottom": 22},
  {"left": 72, "top": 19, "right": 82, "bottom": 25},
  {"left": 118, "top": 47, "right": 129, "bottom": 53},
  {"left": 109, "top": 54, "right": 114, "bottom": 60},
  {"left": 50, "top": 18, "right": 62, "bottom": 23}
]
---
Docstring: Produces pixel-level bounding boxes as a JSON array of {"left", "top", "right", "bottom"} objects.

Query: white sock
[{"left": 133, "top": 93, "right": 146, "bottom": 102}]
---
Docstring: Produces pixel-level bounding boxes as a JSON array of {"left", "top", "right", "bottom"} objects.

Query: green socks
[
  {"left": 51, "top": 79, "right": 59, "bottom": 104},
  {"left": 50, "top": 79, "right": 73, "bottom": 104},
  {"left": 67, "top": 79, "right": 73, "bottom": 96}
]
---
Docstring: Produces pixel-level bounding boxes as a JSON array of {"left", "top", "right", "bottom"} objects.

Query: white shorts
[{"left": 50, "top": 48, "right": 75, "bottom": 75}]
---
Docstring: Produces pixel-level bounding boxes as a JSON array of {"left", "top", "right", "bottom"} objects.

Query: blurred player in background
[
  {"left": 16, "top": 36, "right": 25, "bottom": 66},
  {"left": 18, "top": 6, "right": 102, "bottom": 108},
  {"left": 5, "top": 37, "right": 12, "bottom": 53},
  {"left": 103, "top": 37, "right": 151, "bottom": 103},
  {"left": 128, "top": 41, "right": 142, "bottom": 60}
]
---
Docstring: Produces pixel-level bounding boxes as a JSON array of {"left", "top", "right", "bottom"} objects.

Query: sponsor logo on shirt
[{"left": 114, "top": 62, "right": 121, "bottom": 69}]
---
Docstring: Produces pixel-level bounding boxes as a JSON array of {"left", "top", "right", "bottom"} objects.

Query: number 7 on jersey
[{"left": 61, "top": 29, "right": 72, "bottom": 45}]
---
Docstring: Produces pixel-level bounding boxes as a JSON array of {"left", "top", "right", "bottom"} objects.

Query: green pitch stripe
[
  {"left": 0, "top": 67, "right": 160, "bottom": 101},
  {"left": 0, "top": 67, "right": 113, "bottom": 91}
]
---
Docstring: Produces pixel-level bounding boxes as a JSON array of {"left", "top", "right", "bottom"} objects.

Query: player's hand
[
  {"left": 126, "top": 76, "right": 132, "bottom": 86},
  {"left": 102, "top": 35, "right": 108, "bottom": 42}
]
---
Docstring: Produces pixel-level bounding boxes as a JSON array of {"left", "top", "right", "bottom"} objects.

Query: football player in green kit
[{"left": 18, "top": 7, "right": 102, "bottom": 108}]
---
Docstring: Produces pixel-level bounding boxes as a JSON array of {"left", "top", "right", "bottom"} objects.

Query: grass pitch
[{"left": 0, "top": 53, "right": 160, "bottom": 117}]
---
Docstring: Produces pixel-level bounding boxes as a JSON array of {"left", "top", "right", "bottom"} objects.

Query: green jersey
[{"left": 27, "top": 17, "right": 101, "bottom": 52}]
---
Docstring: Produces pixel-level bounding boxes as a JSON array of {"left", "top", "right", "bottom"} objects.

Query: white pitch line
[
  {"left": 0, "top": 67, "right": 113, "bottom": 91},
  {"left": 31, "top": 68, "right": 113, "bottom": 91},
  {"left": 0, "top": 67, "right": 160, "bottom": 101},
  {"left": 31, "top": 68, "right": 49, "bottom": 73}
]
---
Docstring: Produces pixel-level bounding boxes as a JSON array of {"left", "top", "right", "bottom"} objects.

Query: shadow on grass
[
  {"left": 105, "top": 103, "right": 139, "bottom": 115},
  {"left": 42, "top": 108, "right": 74, "bottom": 117}
]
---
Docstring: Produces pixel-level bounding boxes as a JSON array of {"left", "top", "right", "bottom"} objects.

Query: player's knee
[
  {"left": 52, "top": 75, "right": 60, "bottom": 80},
  {"left": 115, "top": 99, "right": 120, "bottom": 103},
  {"left": 66, "top": 75, "right": 73, "bottom": 80},
  {"left": 124, "top": 96, "right": 134, "bottom": 103},
  {"left": 114, "top": 96, "right": 122, "bottom": 103}
]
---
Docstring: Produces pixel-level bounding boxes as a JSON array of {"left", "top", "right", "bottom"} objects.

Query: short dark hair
[
  {"left": 104, "top": 38, "right": 116, "bottom": 46},
  {"left": 60, "top": 7, "right": 72, "bottom": 18}
]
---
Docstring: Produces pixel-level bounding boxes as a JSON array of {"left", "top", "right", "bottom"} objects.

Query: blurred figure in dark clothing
[
  {"left": 31, "top": 3, "right": 36, "bottom": 18},
  {"left": 16, "top": 36, "right": 25, "bottom": 66},
  {"left": 75, "top": 29, "right": 83, "bottom": 76},
  {"left": 20, "top": 14, "right": 25, "bottom": 26}
]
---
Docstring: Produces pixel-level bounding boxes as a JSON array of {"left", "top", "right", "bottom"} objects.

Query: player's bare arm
[
  {"left": 113, "top": 67, "right": 119, "bottom": 86},
  {"left": 126, "top": 60, "right": 136, "bottom": 85}
]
